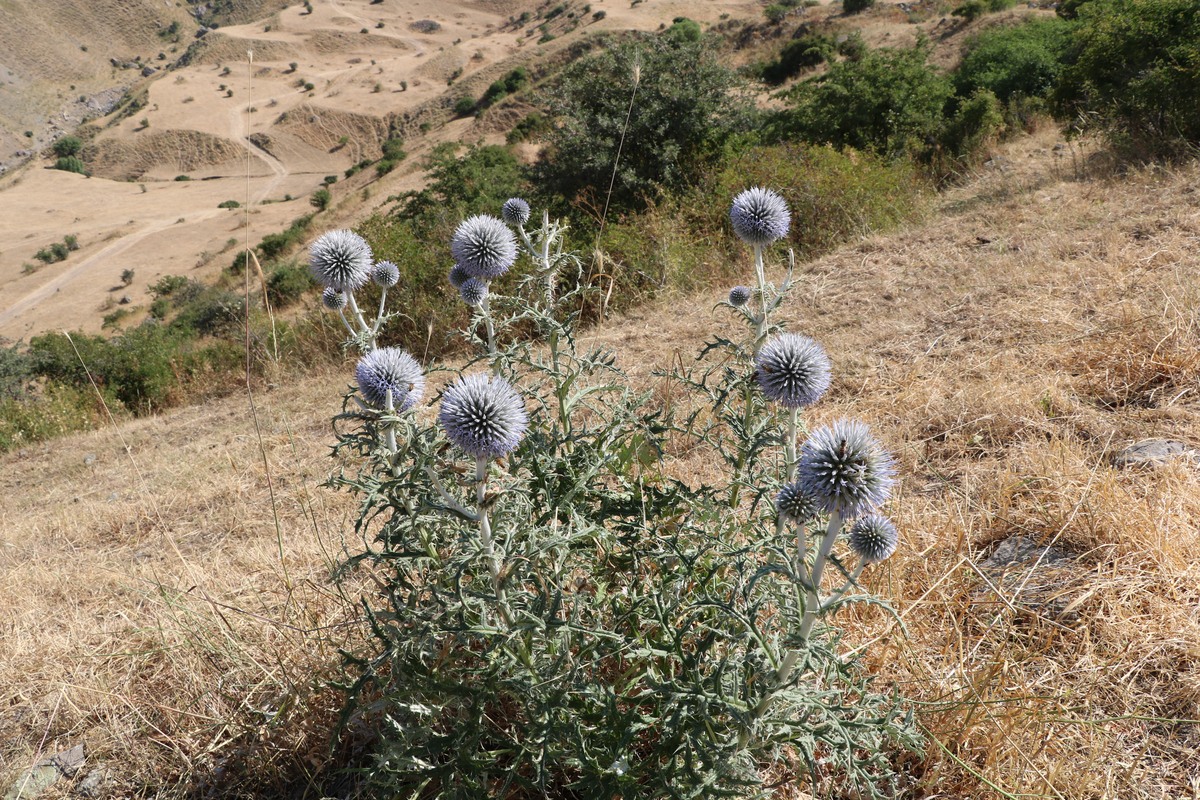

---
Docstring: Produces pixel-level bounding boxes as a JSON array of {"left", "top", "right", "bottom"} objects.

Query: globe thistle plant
[
  {"left": 728, "top": 286, "right": 752, "bottom": 307},
  {"left": 755, "top": 333, "right": 832, "bottom": 410},
  {"left": 310, "top": 229, "right": 373, "bottom": 291},
  {"left": 848, "top": 514, "right": 899, "bottom": 564},
  {"left": 501, "top": 197, "right": 531, "bottom": 227},
  {"left": 372, "top": 260, "right": 400, "bottom": 288},
  {"left": 355, "top": 347, "right": 425, "bottom": 412},
  {"left": 460, "top": 277, "right": 488, "bottom": 307},
  {"left": 438, "top": 373, "right": 528, "bottom": 460},
  {"left": 797, "top": 419, "right": 895, "bottom": 518},
  {"left": 451, "top": 215, "right": 517, "bottom": 279},
  {"left": 729, "top": 187, "right": 790, "bottom": 247},
  {"left": 321, "top": 286, "right": 347, "bottom": 311}
]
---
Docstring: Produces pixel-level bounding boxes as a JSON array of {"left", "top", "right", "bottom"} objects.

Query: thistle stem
[
  {"left": 824, "top": 558, "right": 868, "bottom": 608},
  {"left": 421, "top": 467, "right": 477, "bottom": 520},
  {"left": 480, "top": 297, "right": 499, "bottom": 375},
  {"left": 785, "top": 407, "right": 799, "bottom": 484},
  {"left": 798, "top": 510, "right": 845, "bottom": 642},
  {"left": 336, "top": 308, "right": 357, "bottom": 338},
  {"left": 372, "top": 287, "right": 388, "bottom": 336},
  {"left": 475, "top": 456, "right": 511, "bottom": 625},
  {"left": 345, "top": 292, "right": 374, "bottom": 348},
  {"left": 753, "top": 244, "right": 768, "bottom": 352},
  {"left": 383, "top": 388, "right": 399, "bottom": 478}
]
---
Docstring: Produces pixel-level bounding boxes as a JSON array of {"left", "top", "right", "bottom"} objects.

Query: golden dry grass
[{"left": 3, "top": 131, "right": 1200, "bottom": 797}]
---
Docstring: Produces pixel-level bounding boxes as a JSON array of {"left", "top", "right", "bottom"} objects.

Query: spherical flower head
[
  {"left": 776, "top": 482, "right": 817, "bottom": 523},
  {"left": 321, "top": 286, "right": 347, "bottom": 311},
  {"left": 755, "top": 333, "right": 832, "bottom": 409},
  {"left": 797, "top": 419, "right": 895, "bottom": 517},
  {"left": 438, "top": 373, "right": 528, "bottom": 460},
  {"left": 728, "top": 286, "right": 752, "bottom": 307},
  {"left": 501, "top": 197, "right": 531, "bottom": 227},
  {"left": 459, "top": 277, "right": 488, "bottom": 307},
  {"left": 372, "top": 260, "right": 400, "bottom": 288},
  {"left": 450, "top": 214, "right": 517, "bottom": 279},
  {"left": 355, "top": 347, "right": 425, "bottom": 411},
  {"left": 448, "top": 263, "right": 471, "bottom": 289},
  {"left": 848, "top": 514, "right": 899, "bottom": 563},
  {"left": 309, "top": 229, "right": 373, "bottom": 291},
  {"left": 730, "top": 187, "right": 791, "bottom": 246}
]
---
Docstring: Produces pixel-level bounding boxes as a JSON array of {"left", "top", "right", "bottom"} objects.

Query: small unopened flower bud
[
  {"left": 372, "top": 260, "right": 399, "bottom": 288},
  {"left": 448, "top": 263, "right": 471, "bottom": 289},
  {"left": 501, "top": 197, "right": 531, "bottom": 227},
  {"left": 728, "top": 286, "right": 752, "bottom": 307},
  {"left": 321, "top": 286, "right": 347, "bottom": 311},
  {"left": 848, "top": 514, "right": 899, "bottom": 563},
  {"left": 459, "top": 277, "right": 488, "bottom": 306},
  {"left": 776, "top": 482, "right": 817, "bottom": 523}
]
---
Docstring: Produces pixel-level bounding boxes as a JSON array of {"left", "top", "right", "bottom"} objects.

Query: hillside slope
[{"left": 1, "top": 132, "right": 1198, "bottom": 798}]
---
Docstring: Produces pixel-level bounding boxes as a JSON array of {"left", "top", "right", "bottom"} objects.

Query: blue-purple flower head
[
  {"left": 848, "top": 514, "right": 899, "bottom": 563},
  {"left": 321, "top": 286, "right": 347, "bottom": 311},
  {"left": 729, "top": 286, "right": 752, "bottom": 307},
  {"left": 372, "top": 260, "right": 400, "bottom": 288},
  {"left": 730, "top": 187, "right": 790, "bottom": 247},
  {"left": 451, "top": 215, "right": 517, "bottom": 279},
  {"left": 448, "top": 263, "right": 471, "bottom": 289},
  {"left": 355, "top": 347, "right": 425, "bottom": 411},
  {"left": 501, "top": 197, "right": 531, "bottom": 227},
  {"left": 438, "top": 373, "right": 528, "bottom": 460},
  {"left": 756, "top": 333, "right": 832, "bottom": 409},
  {"left": 459, "top": 277, "right": 488, "bottom": 306},
  {"left": 310, "top": 229, "right": 373, "bottom": 291},
  {"left": 797, "top": 419, "right": 895, "bottom": 517},
  {"left": 776, "top": 482, "right": 818, "bottom": 523}
]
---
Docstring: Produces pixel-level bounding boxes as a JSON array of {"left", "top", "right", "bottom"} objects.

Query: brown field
[{"left": 2, "top": 0, "right": 1199, "bottom": 797}]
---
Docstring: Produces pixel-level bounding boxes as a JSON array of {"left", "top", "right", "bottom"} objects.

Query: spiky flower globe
[
  {"left": 730, "top": 187, "right": 791, "bottom": 246},
  {"left": 776, "top": 482, "right": 818, "bottom": 523},
  {"left": 729, "top": 286, "right": 752, "bottom": 307},
  {"left": 439, "top": 373, "right": 529, "bottom": 460},
  {"left": 756, "top": 333, "right": 832, "bottom": 409},
  {"left": 501, "top": 197, "right": 531, "bottom": 227},
  {"left": 321, "top": 286, "right": 347, "bottom": 311},
  {"left": 372, "top": 260, "right": 400, "bottom": 288},
  {"left": 355, "top": 347, "right": 425, "bottom": 412},
  {"left": 797, "top": 419, "right": 895, "bottom": 517},
  {"left": 459, "top": 277, "right": 488, "bottom": 307},
  {"left": 451, "top": 215, "right": 517, "bottom": 279},
  {"left": 848, "top": 514, "right": 899, "bottom": 563},
  {"left": 309, "top": 229, "right": 373, "bottom": 291},
  {"left": 448, "top": 263, "right": 471, "bottom": 289}
]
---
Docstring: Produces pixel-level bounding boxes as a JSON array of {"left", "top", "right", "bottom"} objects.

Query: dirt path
[
  {"left": 0, "top": 209, "right": 224, "bottom": 330},
  {"left": 229, "top": 99, "right": 288, "bottom": 204}
]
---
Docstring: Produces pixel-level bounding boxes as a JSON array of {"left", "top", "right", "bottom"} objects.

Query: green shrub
[
  {"left": 773, "top": 42, "right": 953, "bottom": 158},
  {"left": 536, "top": 35, "right": 749, "bottom": 210},
  {"left": 218, "top": 199, "right": 240, "bottom": 209},
  {"left": 174, "top": 174, "right": 191, "bottom": 181},
  {"left": 252, "top": 214, "right": 313, "bottom": 263},
  {"left": 0, "top": 344, "right": 31, "bottom": 401},
  {"left": 399, "top": 143, "right": 525, "bottom": 224},
  {"left": 954, "top": 17, "right": 1073, "bottom": 104},
  {"left": 311, "top": 188, "right": 331, "bottom": 210},
  {"left": 843, "top": 0, "right": 876, "bottom": 14},
  {"left": 453, "top": 96, "right": 477, "bottom": 116},
  {"left": 1054, "top": 0, "right": 1200, "bottom": 158},
  {"left": 171, "top": 288, "right": 245, "bottom": 338},
  {"left": 0, "top": 383, "right": 100, "bottom": 452},
  {"left": 150, "top": 274, "right": 190, "bottom": 299},
  {"left": 764, "top": 4, "right": 790, "bottom": 23},
  {"left": 54, "top": 156, "right": 87, "bottom": 175},
  {"left": 506, "top": 111, "right": 551, "bottom": 144},
  {"left": 266, "top": 260, "right": 316, "bottom": 307},
  {"left": 952, "top": 0, "right": 1017, "bottom": 19},
  {"left": 760, "top": 33, "right": 835, "bottom": 85},
  {"left": 52, "top": 136, "right": 83, "bottom": 158},
  {"left": 664, "top": 16, "right": 702, "bottom": 42},
  {"left": 938, "top": 89, "right": 1005, "bottom": 167}
]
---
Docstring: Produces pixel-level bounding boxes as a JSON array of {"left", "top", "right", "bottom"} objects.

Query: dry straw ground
[{"left": 2, "top": 125, "right": 1199, "bottom": 797}]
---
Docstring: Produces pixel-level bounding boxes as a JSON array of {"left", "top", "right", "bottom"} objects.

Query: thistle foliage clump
[{"left": 326, "top": 195, "right": 920, "bottom": 797}]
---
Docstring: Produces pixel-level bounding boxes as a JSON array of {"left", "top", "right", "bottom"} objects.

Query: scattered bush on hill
[
  {"left": 53, "top": 156, "right": 88, "bottom": 175},
  {"left": 535, "top": 34, "right": 750, "bottom": 211},
  {"left": 759, "top": 32, "right": 835, "bottom": 85},
  {"left": 1054, "top": 0, "right": 1200, "bottom": 159}
]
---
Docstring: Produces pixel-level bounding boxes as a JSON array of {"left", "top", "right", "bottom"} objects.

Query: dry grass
[{"left": 3, "top": 130, "right": 1200, "bottom": 797}]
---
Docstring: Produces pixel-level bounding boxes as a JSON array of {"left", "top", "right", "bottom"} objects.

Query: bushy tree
[
  {"left": 535, "top": 34, "right": 749, "bottom": 211},
  {"left": 760, "top": 33, "right": 835, "bottom": 85},
  {"left": 773, "top": 42, "right": 953, "bottom": 158},
  {"left": 1054, "top": 0, "right": 1200, "bottom": 158},
  {"left": 52, "top": 136, "right": 83, "bottom": 158},
  {"left": 954, "top": 17, "right": 1073, "bottom": 104}
]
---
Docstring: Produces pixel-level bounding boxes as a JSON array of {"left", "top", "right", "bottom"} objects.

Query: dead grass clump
[{"left": 1067, "top": 313, "right": 1200, "bottom": 409}]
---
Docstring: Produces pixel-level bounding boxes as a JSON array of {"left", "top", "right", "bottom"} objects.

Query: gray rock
[
  {"left": 2, "top": 765, "right": 57, "bottom": 800},
  {"left": 83, "top": 453, "right": 96, "bottom": 466},
  {"left": 976, "top": 535, "right": 1085, "bottom": 622},
  {"left": 74, "top": 767, "right": 106, "bottom": 797},
  {"left": 48, "top": 745, "right": 85, "bottom": 777},
  {"left": 141, "top": 66, "right": 157, "bottom": 77},
  {"left": 1111, "top": 439, "right": 1197, "bottom": 469}
]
